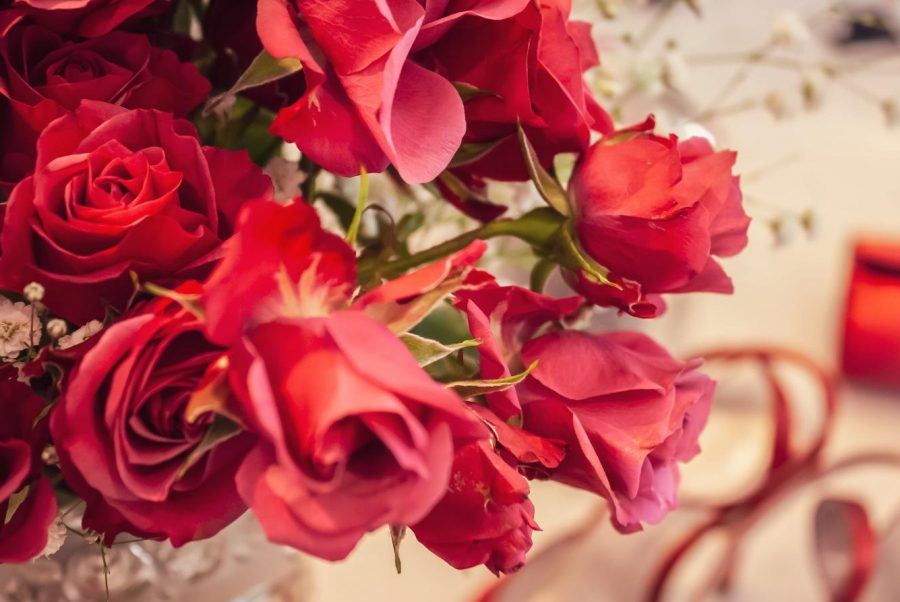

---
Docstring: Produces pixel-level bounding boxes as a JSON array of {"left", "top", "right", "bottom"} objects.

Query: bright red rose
[
  {"left": 0, "top": 366, "right": 57, "bottom": 563},
  {"left": 0, "top": 101, "right": 273, "bottom": 324},
  {"left": 421, "top": 0, "right": 613, "bottom": 182},
  {"left": 200, "top": 198, "right": 356, "bottom": 346},
  {"left": 412, "top": 440, "right": 537, "bottom": 575},
  {"left": 566, "top": 123, "right": 751, "bottom": 318},
  {"left": 256, "top": 0, "right": 528, "bottom": 183},
  {"left": 11, "top": 0, "right": 165, "bottom": 38},
  {"left": 0, "top": 24, "right": 210, "bottom": 187},
  {"left": 518, "top": 330, "right": 715, "bottom": 531},
  {"left": 50, "top": 295, "right": 254, "bottom": 546},
  {"left": 230, "top": 311, "right": 486, "bottom": 560}
]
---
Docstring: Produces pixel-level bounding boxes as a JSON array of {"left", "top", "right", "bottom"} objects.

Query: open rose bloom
[{"left": 0, "top": 0, "right": 749, "bottom": 582}]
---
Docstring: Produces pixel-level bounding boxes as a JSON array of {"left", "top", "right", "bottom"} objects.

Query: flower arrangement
[{"left": 0, "top": 0, "right": 750, "bottom": 582}]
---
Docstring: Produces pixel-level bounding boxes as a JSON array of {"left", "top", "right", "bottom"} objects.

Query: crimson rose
[
  {"left": 0, "top": 366, "right": 57, "bottom": 563},
  {"left": 50, "top": 295, "right": 254, "bottom": 546},
  {"left": 566, "top": 122, "right": 751, "bottom": 317},
  {"left": 457, "top": 284, "right": 715, "bottom": 532},
  {"left": 0, "top": 101, "right": 272, "bottom": 324},
  {"left": 412, "top": 441, "right": 537, "bottom": 575},
  {"left": 0, "top": 24, "right": 210, "bottom": 187},
  {"left": 519, "top": 330, "right": 715, "bottom": 531},
  {"left": 10, "top": 0, "right": 165, "bottom": 38},
  {"left": 231, "top": 311, "right": 486, "bottom": 560}
]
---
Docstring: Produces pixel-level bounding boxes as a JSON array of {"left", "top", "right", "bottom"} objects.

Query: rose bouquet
[{"left": 0, "top": 0, "right": 749, "bottom": 580}]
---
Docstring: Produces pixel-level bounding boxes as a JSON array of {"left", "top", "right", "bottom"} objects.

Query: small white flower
[
  {"left": 772, "top": 11, "right": 811, "bottom": 46},
  {"left": 46, "top": 318, "right": 68, "bottom": 339},
  {"left": 771, "top": 216, "right": 802, "bottom": 247},
  {"left": 57, "top": 320, "right": 103, "bottom": 350},
  {"left": 40, "top": 517, "right": 68, "bottom": 558},
  {"left": 882, "top": 99, "right": 898, "bottom": 128},
  {"left": 23, "top": 282, "right": 45, "bottom": 303},
  {"left": 764, "top": 92, "right": 790, "bottom": 119},
  {"left": 0, "top": 297, "right": 41, "bottom": 360}
]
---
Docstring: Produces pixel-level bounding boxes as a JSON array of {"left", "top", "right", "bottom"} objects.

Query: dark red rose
[
  {"left": 50, "top": 294, "right": 254, "bottom": 546},
  {"left": 0, "top": 24, "right": 210, "bottom": 187},
  {"left": 412, "top": 440, "right": 537, "bottom": 575},
  {"left": 11, "top": 0, "right": 166, "bottom": 38},
  {"left": 518, "top": 330, "right": 715, "bottom": 531},
  {"left": 0, "top": 101, "right": 273, "bottom": 324},
  {"left": 203, "top": 0, "right": 304, "bottom": 112},
  {"left": 566, "top": 122, "right": 751, "bottom": 318},
  {"left": 256, "top": 0, "right": 528, "bottom": 183},
  {"left": 0, "top": 366, "right": 57, "bottom": 563},
  {"left": 200, "top": 198, "right": 356, "bottom": 346},
  {"left": 230, "top": 311, "right": 486, "bottom": 560},
  {"left": 420, "top": 0, "right": 613, "bottom": 182}
]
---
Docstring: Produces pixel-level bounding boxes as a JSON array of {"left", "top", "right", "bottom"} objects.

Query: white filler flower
[{"left": 0, "top": 297, "right": 41, "bottom": 360}]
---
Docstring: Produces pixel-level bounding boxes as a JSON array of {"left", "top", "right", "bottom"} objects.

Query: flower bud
[
  {"left": 46, "top": 319, "right": 68, "bottom": 340},
  {"left": 23, "top": 282, "right": 45, "bottom": 303}
]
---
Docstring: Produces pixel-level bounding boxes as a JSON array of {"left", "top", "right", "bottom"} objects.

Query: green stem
[
  {"left": 358, "top": 208, "right": 565, "bottom": 284},
  {"left": 530, "top": 258, "right": 556, "bottom": 293}
]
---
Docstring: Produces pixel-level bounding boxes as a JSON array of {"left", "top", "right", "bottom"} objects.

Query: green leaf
[
  {"left": 557, "top": 225, "right": 619, "bottom": 289},
  {"left": 400, "top": 333, "right": 480, "bottom": 367},
  {"left": 517, "top": 124, "right": 571, "bottom": 216},
  {"left": 449, "top": 140, "right": 502, "bottom": 167},
  {"left": 447, "top": 360, "right": 538, "bottom": 400},
  {"left": 204, "top": 50, "right": 303, "bottom": 115}
]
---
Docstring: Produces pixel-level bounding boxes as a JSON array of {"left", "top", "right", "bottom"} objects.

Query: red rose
[
  {"left": 201, "top": 198, "right": 356, "bottom": 346},
  {"left": 412, "top": 441, "right": 537, "bottom": 575},
  {"left": 518, "top": 330, "right": 715, "bottom": 531},
  {"left": 456, "top": 284, "right": 714, "bottom": 531},
  {"left": 0, "top": 366, "right": 57, "bottom": 563},
  {"left": 421, "top": 0, "right": 613, "bottom": 182},
  {"left": 11, "top": 0, "right": 165, "bottom": 38},
  {"left": 0, "top": 24, "right": 210, "bottom": 187},
  {"left": 230, "top": 311, "right": 486, "bottom": 560},
  {"left": 50, "top": 295, "right": 254, "bottom": 546},
  {"left": 0, "top": 101, "right": 273, "bottom": 324},
  {"left": 256, "top": 0, "right": 528, "bottom": 183},
  {"left": 566, "top": 122, "right": 751, "bottom": 317}
]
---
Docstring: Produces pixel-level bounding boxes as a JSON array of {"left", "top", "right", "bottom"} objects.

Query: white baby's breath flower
[
  {"left": 0, "top": 297, "right": 41, "bottom": 360},
  {"left": 57, "top": 319, "right": 103, "bottom": 350},
  {"left": 23, "top": 282, "right": 45, "bottom": 303},
  {"left": 46, "top": 318, "right": 68, "bottom": 340},
  {"left": 40, "top": 517, "right": 68, "bottom": 558},
  {"left": 772, "top": 11, "right": 811, "bottom": 46}
]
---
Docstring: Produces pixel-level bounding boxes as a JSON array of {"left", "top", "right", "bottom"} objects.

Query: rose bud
[
  {"left": 50, "top": 293, "right": 254, "bottom": 546},
  {"left": 0, "top": 366, "right": 58, "bottom": 563},
  {"left": 230, "top": 311, "right": 486, "bottom": 561},
  {"left": 0, "top": 101, "right": 273, "bottom": 324},
  {"left": 518, "top": 330, "right": 715, "bottom": 532},
  {"left": 565, "top": 122, "right": 750, "bottom": 317},
  {"left": 0, "top": 24, "right": 210, "bottom": 188},
  {"left": 412, "top": 441, "right": 537, "bottom": 575}
]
